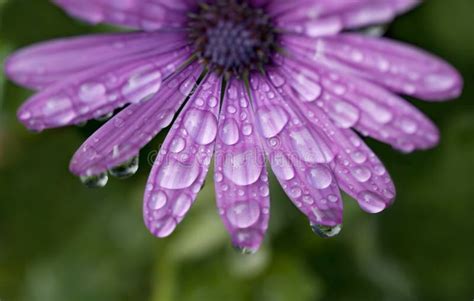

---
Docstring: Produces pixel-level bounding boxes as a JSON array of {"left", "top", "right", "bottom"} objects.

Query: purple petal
[
  {"left": 214, "top": 80, "right": 270, "bottom": 253},
  {"left": 53, "top": 0, "right": 190, "bottom": 31},
  {"left": 280, "top": 78, "right": 396, "bottom": 213},
  {"left": 280, "top": 60, "right": 440, "bottom": 152},
  {"left": 284, "top": 33, "right": 463, "bottom": 100},
  {"left": 70, "top": 63, "right": 202, "bottom": 177},
  {"left": 251, "top": 73, "right": 343, "bottom": 227},
  {"left": 272, "top": 0, "right": 419, "bottom": 36},
  {"left": 5, "top": 31, "right": 186, "bottom": 90},
  {"left": 143, "top": 72, "right": 221, "bottom": 238},
  {"left": 16, "top": 45, "right": 191, "bottom": 131}
]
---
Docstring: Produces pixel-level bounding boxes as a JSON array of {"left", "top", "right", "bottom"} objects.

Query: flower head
[{"left": 4, "top": 0, "right": 463, "bottom": 253}]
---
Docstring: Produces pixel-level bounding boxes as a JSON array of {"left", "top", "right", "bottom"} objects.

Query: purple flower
[{"left": 4, "top": 0, "right": 463, "bottom": 253}]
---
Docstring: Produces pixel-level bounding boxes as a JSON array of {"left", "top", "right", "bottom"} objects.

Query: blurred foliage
[{"left": 0, "top": 0, "right": 473, "bottom": 301}]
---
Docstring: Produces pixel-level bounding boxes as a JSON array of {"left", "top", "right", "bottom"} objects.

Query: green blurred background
[{"left": 0, "top": 0, "right": 473, "bottom": 300}]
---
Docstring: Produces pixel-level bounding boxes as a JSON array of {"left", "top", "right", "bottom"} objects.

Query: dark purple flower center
[{"left": 188, "top": 0, "right": 279, "bottom": 78}]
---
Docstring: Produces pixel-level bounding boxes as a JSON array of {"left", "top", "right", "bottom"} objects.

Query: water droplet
[
  {"left": 292, "top": 74, "right": 322, "bottom": 102},
  {"left": 223, "top": 150, "right": 263, "bottom": 186},
  {"left": 109, "top": 155, "right": 139, "bottom": 179},
  {"left": 149, "top": 191, "right": 167, "bottom": 210},
  {"left": 311, "top": 223, "right": 342, "bottom": 238},
  {"left": 122, "top": 67, "right": 162, "bottom": 103},
  {"left": 157, "top": 158, "right": 200, "bottom": 189},
  {"left": 350, "top": 151, "right": 367, "bottom": 164},
  {"left": 399, "top": 117, "right": 418, "bottom": 134},
  {"left": 290, "top": 128, "right": 334, "bottom": 163},
  {"left": 220, "top": 118, "right": 240, "bottom": 145},
  {"left": 153, "top": 217, "right": 177, "bottom": 237},
  {"left": 357, "top": 191, "right": 386, "bottom": 213},
  {"left": 307, "top": 165, "right": 333, "bottom": 189},
  {"left": 242, "top": 124, "right": 253, "bottom": 136},
  {"left": 79, "top": 82, "right": 106, "bottom": 103},
  {"left": 226, "top": 201, "right": 261, "bottom": 228},
  {"left": 172, "top": 194, "right": 192, "bottom": 216},
  {"left": 95, "top": 112, "right": 113, "bottom": 122},
  {"left": 80, "top": 172, "right": 108, "bottom": 188},
  {"left": 270, "top": 152, "right": 295, "bottom": 181},
  {"left": 183, "top": 108, "right": 217, "bottom": 145},
  {"left": 170, "top": 136, "right": 186, "bottom": 153},
  {"left": 327, "top": 100, "right": 360, "bottom": 128},
  {"left": 255, "top": 106, "right": 289, "bottom": 138},
  {"left": 351, "top": 166, "right": 372, "bottom": 183},
  {"left": 234, "top": 246, "right": 258, "bottom": 255},
  {"left": 269, "top": 71, "right": 286, "bottom": 87}
]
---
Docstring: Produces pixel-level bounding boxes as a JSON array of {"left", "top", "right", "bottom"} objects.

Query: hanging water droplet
[
  {"left": 234, "top": 245, "right": 258, "bottom": 255},
  {"left": 311, "top": 223, "right": 342, "bottom": 238},
  {"left": 109, "top": 155, "right": 139, "bottom": 179},
  {"left": 80, "top": 172, "right": 108, "bottom": 188},
  {"left": 95, "top": 112, "right": 113, "bottom": 122}
]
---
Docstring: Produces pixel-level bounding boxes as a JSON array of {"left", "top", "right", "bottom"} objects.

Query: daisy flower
[{"left": 4, "top": 0, "right": 463, "bottom": 253}]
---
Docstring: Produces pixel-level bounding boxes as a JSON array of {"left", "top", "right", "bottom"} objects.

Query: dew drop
[
  {"left": 80, "top": 172, "right": 108, "bottom": 188},
  {"left": 255, "top": 105, "right": 289, "bottom": 138},
  {"left": 220, "top": 118, "right": 240, "bottom": 146},
  {"left": 270, "top": 152, "right": 295, "bottom": 181},
  {"left": 357, "top": 191, "right": 386, "bottom": 213},
  {"left": 226, "top": 201, "right": 261, "bottom": 228},
  {"left": 326, "top": 100, "right": 360, "bottom": 128},
  {"left": 307, "top": 165, "right": 333, "bottom": 189},
  {"left": 292, "top": 74, "right": 322, "bottom": 102},
  {"left": 157, "top": 158, "right": 200, "bottom": 189},
  {"left": 169, "top": 136, "right": 186, "bottom": 153},
  {"left": 172, "top": 194, "right": 192, "bottom": 216},
  {"left": 79, "top": 82, "right": 106, "bottom": 103},
  {"left": 223, "top": 150, "right": 263, "bottom": 186},
  {"left": 290, "top": 128, "right": 334, "bottom": 163},
  {"left": 149, "top": 191, "right": 167, "bottom": 210},
  {"left": 109, "top": 155, "right": 139, "bottom": 179},
  {"left": 183, "top": 108, "right": 218, "bottom": 145},
  {"left": 350, "top": 151, "right": 367, "bottom": 164},
  {"left": 351, "top": 166, "right": 372, "bottom": 183},
  {"left": 153, "top": 217, "right": 177, "bottom": 237},
  {"left": 311, "top": 223, "right": 342, "bottom": 238}
]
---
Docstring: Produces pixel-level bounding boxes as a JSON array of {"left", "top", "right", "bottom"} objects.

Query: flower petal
[
  {"left": 144, "top": 72, "right": 221, "bottom": 238},
  {"left": 284, "top": 33, "right": 463, "bottom": 100},
  {"left": 272, "top": 0, "right": 419, "bottom": 37},
  {"left": 17, "top": 45, "right": 190, "bottom": 131},
  {"left": 53, "top": 0, "right": 190, "bottom": 31},
  {"left": 214, "top": 80, "right": 270, "bottom": 252},
  {"left": 284, "top": 80, "right": 396, "bottom": 213},
  {"left": 69, "top": 63, "right": 202, "bottom": 177},
  {"left": 251, "top": 73, "right": 343, "bottom": 227},
  {"left": 281, "top": 56, "right": 440, "bottom": 152},
  {"left": 5, "top": 31, "right": 186, "bottom": 89}
]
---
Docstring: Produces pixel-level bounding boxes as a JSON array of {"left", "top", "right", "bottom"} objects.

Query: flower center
[{"left": 188, "top": 0, "right": 279, "bottom": 78}]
